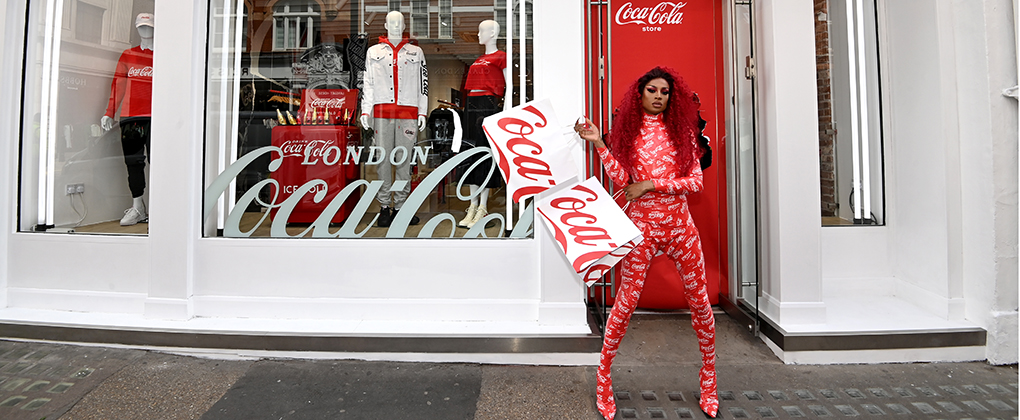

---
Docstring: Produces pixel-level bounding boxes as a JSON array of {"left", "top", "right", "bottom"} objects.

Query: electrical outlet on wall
[{"left": 64, "top": 183, "right": 84, "bottom": 195}]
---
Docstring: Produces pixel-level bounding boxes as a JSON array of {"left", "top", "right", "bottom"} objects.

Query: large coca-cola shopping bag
[
  {"left": 536, "top": 177, "right": 643, "bottom": 286},
  {"left": 482, "top": 98, "right": 580, "bottom": 203}
]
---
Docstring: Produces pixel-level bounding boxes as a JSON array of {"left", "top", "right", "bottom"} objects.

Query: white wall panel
[
  {"left": 880, "top": 1, "right": 952, "bottom": 302},
  {"left": 754, "top": 0, "right": 825, "bottom": 324},
  {"left": 0, "top": 0, "right": 18, "bottom": 309}
]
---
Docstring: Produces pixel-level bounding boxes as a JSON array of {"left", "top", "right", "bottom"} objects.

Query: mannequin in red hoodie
[
  {"left": 576, "top": 67, "right": 718, "bottom": 419},
  {"left": 101, "top": 13, "right": 154, "bottom": 226}
]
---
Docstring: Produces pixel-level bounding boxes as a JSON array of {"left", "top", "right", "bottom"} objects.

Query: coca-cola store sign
[
  {"left": 615, "top": 1, "right": 687, "bottom": 30},
  {"left": 300, "top": 89, "right": 357, "bottom": 115}
]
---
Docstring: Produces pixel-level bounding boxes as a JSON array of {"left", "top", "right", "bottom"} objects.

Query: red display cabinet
[{"left": 269, "top": 125, "right": 361, "bottom": 224}]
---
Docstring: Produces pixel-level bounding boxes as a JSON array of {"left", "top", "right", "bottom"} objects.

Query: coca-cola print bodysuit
[
  {"left": 105, "top": 46, "right": 153, "bottom": 118},
  {"left": 594, "top": 112, "right": 718, "bottom": 419}
]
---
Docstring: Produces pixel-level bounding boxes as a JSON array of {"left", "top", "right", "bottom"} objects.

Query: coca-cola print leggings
[{"left": 596, "top": 218, "right": 717, "bottom": 419}]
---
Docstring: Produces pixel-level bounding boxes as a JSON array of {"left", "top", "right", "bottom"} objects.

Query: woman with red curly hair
[{"left": 576, "top": 66, "right": 718, "bottom": 419}]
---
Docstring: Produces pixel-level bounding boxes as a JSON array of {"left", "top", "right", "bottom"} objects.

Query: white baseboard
[
  {"left": 762, "top": 334, "right": 986, "bottom": 364},
  {"left": 7, "top": 287, "right": 145, "bottom": 314}
]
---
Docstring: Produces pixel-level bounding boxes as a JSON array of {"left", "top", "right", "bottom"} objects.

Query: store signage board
[
  {"left": 299, "top": 89, "right": 359, "bottom": 125},
  {"left": 481, "top": 98, "right": 580, "bottom": 203},
  {"left": 536, "top": 177, "right": 643, "bottom": 285}
]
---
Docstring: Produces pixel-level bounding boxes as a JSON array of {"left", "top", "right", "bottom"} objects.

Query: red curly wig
[{"left": 608, "top": 66, "right": 702, "bottom": 178}]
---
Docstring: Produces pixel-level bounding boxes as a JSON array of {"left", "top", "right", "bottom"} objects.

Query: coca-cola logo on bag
[
  {"left": 488, "top": 105, "right": 557, "bottom": 202},
  {"left": 615, "top": 1, "right": 687, "bottom": 26},
  {"left": 128, "top": 66, "right": 153, "bottom": 77},
  {"left": 535, "top": 177, "right": 643, "bottom": 279}
]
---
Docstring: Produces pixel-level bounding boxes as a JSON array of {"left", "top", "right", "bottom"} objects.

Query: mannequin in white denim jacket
[
  {"left": 359, "top": 11, "right": 428, "bottom": 227},
  {"left": 360, "top": 11, "right": 426, "bottom": 132}
]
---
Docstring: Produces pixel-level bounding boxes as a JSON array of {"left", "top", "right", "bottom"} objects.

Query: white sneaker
[
  {"left": 458, "top": 204, "right": 477, "bottom": 228},
  {"left": 120, "top": 207, "right": 147, "bottom": 226},
  {"left": 466, "top": 206, "right": 487, "bottom": 228}
]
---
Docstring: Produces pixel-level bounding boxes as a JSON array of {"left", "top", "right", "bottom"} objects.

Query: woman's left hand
[{"left": 623, "top": 180, "right": 655, "bottom": 201}]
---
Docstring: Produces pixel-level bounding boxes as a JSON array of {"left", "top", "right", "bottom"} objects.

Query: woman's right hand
[{"left": 574, "top": 117, "right": 606, "bottom": 148}]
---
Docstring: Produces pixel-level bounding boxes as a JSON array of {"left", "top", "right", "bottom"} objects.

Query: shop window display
[
  {"left": 19, "top": 0, "right": 157, "bottom": 235},
  {"left": 818, "top": 0, "right": 886, "bottom": 226},
  {"left": 204, "top": 0, "right": 534, "bottom": 238}
]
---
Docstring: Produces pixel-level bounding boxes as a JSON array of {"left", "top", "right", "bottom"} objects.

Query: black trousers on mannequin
[
  {"left": 461, "top": 95, "right": 504, "bottom": 189},
  {"left": 119, "top": 117, "right": 150, "bottom": 199}
]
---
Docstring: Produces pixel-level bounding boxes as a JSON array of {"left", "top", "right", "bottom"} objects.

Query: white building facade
[{"left": 0, "top": 0, "right": 1015, "bottom": 365}]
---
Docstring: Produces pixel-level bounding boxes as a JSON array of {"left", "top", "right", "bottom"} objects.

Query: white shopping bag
[
  {"left": 536, "top": 177, "right": 643, "bottom": 286},
  {"left": 482, "top": 98, "right": 579, "bottom": 203}
]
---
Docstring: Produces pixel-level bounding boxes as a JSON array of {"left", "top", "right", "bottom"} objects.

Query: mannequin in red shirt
[
  {"left": 101, "top": 13, "right": 154, "bottom": 226},
  {"left": 457, "top": 19, "right": 506, "bottom": 229},
  {"left": 576, "top": 67, "right": 719, "bottom": 419}
]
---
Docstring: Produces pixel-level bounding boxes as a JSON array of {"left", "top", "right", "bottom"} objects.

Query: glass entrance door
[{"left": 727, "top": 0, "right": 761, "bottom": 329}]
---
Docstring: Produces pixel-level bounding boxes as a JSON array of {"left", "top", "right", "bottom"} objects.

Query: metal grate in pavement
[
  {"left": 614, "top": 382, "right": 1019, "bottom": 419},
  {"left": 0, "top": 344, "right": 92, "bottom": 415}
]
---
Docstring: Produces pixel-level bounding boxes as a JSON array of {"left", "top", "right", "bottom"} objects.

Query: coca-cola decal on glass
[{"left": 615, "top": 1, "right": 687, "bottom": 29}]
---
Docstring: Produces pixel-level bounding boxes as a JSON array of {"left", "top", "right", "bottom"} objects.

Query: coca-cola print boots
[{"left": 595, "top": 223, "right": 718, "bottom": 419}]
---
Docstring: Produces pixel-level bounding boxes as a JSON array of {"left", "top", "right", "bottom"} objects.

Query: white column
[
  {"left": 534, "top": 0, "right": 588, "bottom": 325},
  {"left": 754, "top": 0, "right": 825, "bottom": 324},
  {"left": 145, "top": 0, "right": 207, "bottom": 319},
  {"left": 951, "top": 0, "right": 1019, "bottom": 364},
  {"left": 0, "top": 0, "right": 21, "bottom": 309}
]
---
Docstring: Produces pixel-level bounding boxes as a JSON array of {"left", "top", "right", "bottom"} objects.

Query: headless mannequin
[
  {"left": 102, "top": 15, "right": 154, "bottom": 226},
  {"left": 458, "top": 20, "right": 505, "bottom": 228}
]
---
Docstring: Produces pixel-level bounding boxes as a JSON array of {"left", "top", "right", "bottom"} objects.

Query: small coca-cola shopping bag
[
  {"left": 481, "top": 98, "right": 579, "bottom": 202},
  {"left": 536, "top": 177, "right": 643, "bottom": 286}
]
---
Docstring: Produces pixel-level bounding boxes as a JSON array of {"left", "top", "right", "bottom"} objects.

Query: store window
[
  {"left": 817, "top": 0, "right": 886, "bottom": 226},
  {"left": 203, "top": 0, "right": 535, "bottom": 239},
  {"left": 19, "top": 0, "right": 156, "bottom": 235}
]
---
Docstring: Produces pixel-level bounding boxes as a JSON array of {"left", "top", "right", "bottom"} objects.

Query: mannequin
[
  {"left": 360, "top": 11, "right": 428, "bottom": 227},
  {"left": 101, "top": 13, "right": 154, "bottom": 226},
  {"left": 457, "top": 20, "right": 506, "bottom": 229}
]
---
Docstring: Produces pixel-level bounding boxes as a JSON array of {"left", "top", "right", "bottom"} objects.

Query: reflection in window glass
[
  {"left": 273, "top": 3, "right": 317, "bottom": 51},
  {"left": 410, "top": 0, "right": 429, "bottom": 39},
  {"left": 203, "top": 1, "right": 534, "bottom": 239},
  {"left": 20, "top": 0, "right": 156, "bottom": 235},
  {"left": 438, "top": 0, "right": 453, "bottom": 39}
]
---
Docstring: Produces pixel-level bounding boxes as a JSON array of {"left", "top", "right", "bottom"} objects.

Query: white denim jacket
[{"left": 361, "top": 37, "right": 429, "bottom": 117}]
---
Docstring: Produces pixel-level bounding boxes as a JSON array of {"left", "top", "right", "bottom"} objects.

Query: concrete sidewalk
[{"left": 0, "top": 312, "right": 1016, "bottom": 419}]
